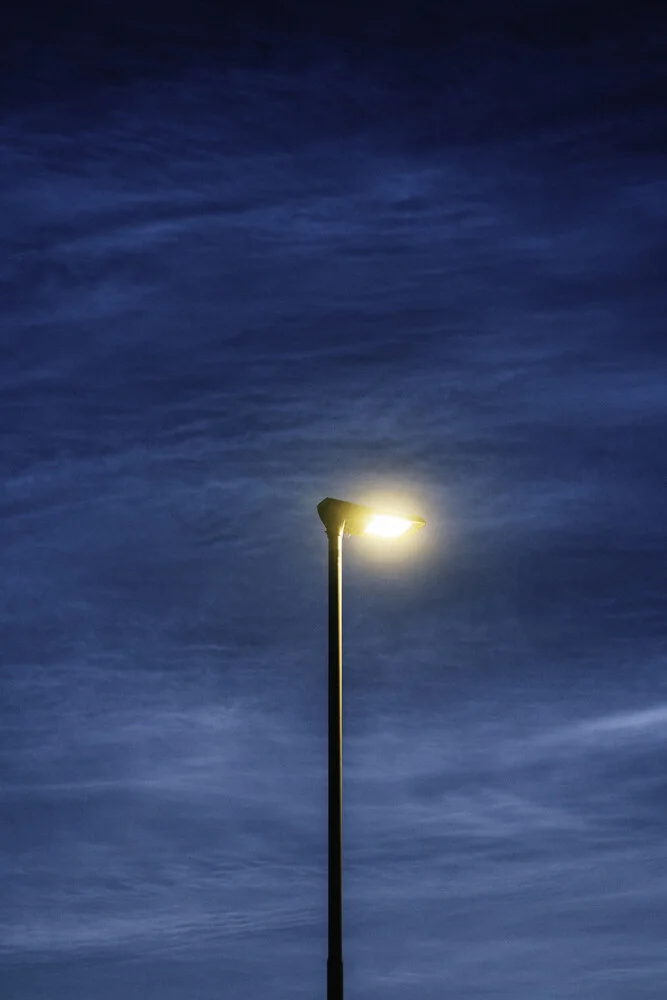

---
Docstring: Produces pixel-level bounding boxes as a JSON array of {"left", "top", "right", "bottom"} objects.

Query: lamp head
[{"left": 317, "top": 497, "right": 426, "bottom": 538}]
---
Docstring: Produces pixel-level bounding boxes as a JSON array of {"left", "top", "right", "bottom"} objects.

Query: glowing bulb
[{"left": 364, "top": 515, "right": 413, "bottom": 538}]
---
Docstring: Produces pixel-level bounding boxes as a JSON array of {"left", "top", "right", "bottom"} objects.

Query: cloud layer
[{"left": 2, "top": 29, "right": 667, "bottom": 1000}]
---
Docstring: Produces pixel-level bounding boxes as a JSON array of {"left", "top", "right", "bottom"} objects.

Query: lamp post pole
[
  {"left": 326, "top": 521, "right": 344, "bottom": 1000},
  {"left": 317, "top": 496, "right": 425, "bottom": 1000}
]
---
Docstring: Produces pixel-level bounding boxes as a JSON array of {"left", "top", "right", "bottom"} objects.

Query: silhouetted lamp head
[{"left": 317, "top": 497, "right": 426, "bottom": 538}]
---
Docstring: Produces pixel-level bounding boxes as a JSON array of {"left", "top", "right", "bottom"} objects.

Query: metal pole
[{"left": 326, "top": 525, "right": 344, "bottom": 1000}]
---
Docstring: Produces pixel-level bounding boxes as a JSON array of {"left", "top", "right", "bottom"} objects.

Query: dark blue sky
[{"left": 2, "top": 2, "right": 667, "bottom": 997}]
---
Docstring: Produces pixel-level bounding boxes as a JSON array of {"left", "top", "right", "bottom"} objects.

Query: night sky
[{"left": 2, "top": 2, "right": 667, "bottom": 997}]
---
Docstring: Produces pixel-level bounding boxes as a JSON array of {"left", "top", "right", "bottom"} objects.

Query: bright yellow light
[{"left": 364, "top": 514, "right": 414, "bottom": 538}]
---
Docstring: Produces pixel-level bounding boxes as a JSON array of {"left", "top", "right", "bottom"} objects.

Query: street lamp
[{"left": 316, "top": 497, "right": 426, "bottom": 1000}]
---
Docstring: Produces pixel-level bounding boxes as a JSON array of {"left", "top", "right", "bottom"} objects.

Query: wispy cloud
[{"left": 525, "top": 703, "right": 667, "bottom": 756}]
